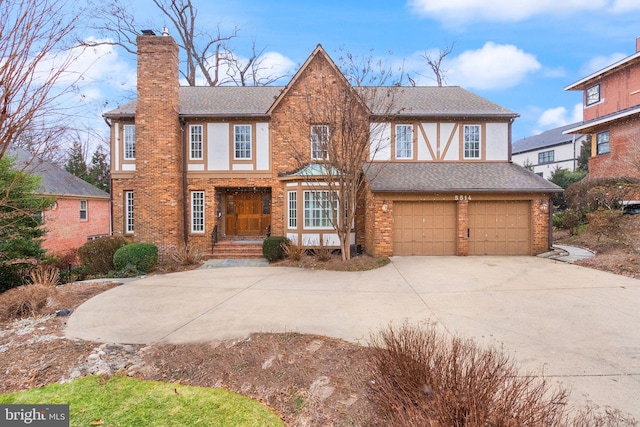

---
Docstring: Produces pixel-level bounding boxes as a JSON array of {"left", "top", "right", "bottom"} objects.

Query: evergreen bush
[
  {"left": 113, "top": 243, "right": 158, "bottom": 273},
  {"left": 262, "top": 236, "right": 289, "bottom": 262},
  {"left": 78, "top": 236, "right": 129, "bottom": 275}
]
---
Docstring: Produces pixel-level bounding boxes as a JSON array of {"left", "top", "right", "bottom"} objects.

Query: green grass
[{"left": 0, "top": 376, "right": 284, "bottom": 427}]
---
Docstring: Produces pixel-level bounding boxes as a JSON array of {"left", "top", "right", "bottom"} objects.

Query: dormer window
[
  {"left": 123, "top": 125, "right": 136, "bottom": 160},
  {"left": 586, "top": 84, "right": 600, "bottom": 106}
]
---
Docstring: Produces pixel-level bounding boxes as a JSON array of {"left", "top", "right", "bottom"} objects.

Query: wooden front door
[{"left": 225, "top": 192, "right": 271, "bottom": 236}]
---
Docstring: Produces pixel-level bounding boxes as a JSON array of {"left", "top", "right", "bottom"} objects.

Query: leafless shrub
[
  {"left": 314, "top": 240, "right": 333, "bottom": 262},
  {"left": 586, "top": 210, "right": 624, "bottom": 242},
  {"left": 282, "top": 241, "right": 304, "bottom": 261},
  {"left": 171, "top": 243, "right": 204, "bottom": 266},
  {"left": 368, "top": 322, "right": 624, "bottom": 426},
  {"left": 0, "top": 284, "right": 57, "bottom": 320}
]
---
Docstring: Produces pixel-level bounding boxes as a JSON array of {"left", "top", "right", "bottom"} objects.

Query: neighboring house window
[
  {"left": 79, "top": 200, "right": 87, "bottom": 220},
  {"left": 596, "top": 130, "right": 610, "bottom": 155},
  {"left": 125, "top": 191, "right": 134, "bottom": 233},
  {"left": 288, "top": 191, "right": 297, "bottom": 229},
  {"left": 304, "top": 190, "right": 337, "bottom": 229},
  {"left": 234, "top": 125, "right": 252, "bottom": 159},
  {"left": 536, "top": 172, "right": 543, "bottom": 177},
  {"left": 538, "top": 150, "right": 555, "bottom": 164},
  {"left": 123, "top": 125, "right": 135, "bottom": 160},
  {"left": 311, "top": 125, "right": 329, "bottom": 160},
  {"left": 396, "top": 124, "right": 413, "bottom": 159},
  {"left": 191, "top": 191, "right": 205, "bottom": 233},
  {"left": 464, "top": 125, "right": 481, "bottom": 159},
  {"left": 586, "top": 84, "right": 600, "bottom": 106},
  {"left": 190, "top": 125, "right": 203, "bottom": 160}
]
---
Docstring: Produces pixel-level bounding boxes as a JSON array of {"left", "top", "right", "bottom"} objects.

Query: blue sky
[{"left": 73, "top": 0, "right": 640, "bottom": 142}]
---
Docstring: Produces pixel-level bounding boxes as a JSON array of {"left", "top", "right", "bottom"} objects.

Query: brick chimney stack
[{"left": 134, "top": 33, "right": 183, "bottom": 256}]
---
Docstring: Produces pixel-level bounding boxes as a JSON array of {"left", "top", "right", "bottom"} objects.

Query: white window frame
[
  {"left": 596, "top": 130, "right": 610, "bottom": 155},
  {"left": 234, "top": 125, "right": 252, "bottom": 160},
  {"left": 586, "top": 84, "right": 600, "bottom": 106},
  {"left": 311, "top": 125, "right": 329, "bottom": 160},
  {"left": 288, "top": 191, "right": 297, "bottom": 229},
  {"left": 463, "top": 124, "right": 481, "bottom": 159},
  {"left": 191, "top": 191, "right": 205, "bottom": 233},
  {"left": 123, "top": 125, "right": 136, "bottom": 160},
  {"left": 125, "top": 191, "right": 134, "bottom": 234},
  {"left": 303, "top": 190, "right": 337, "bottom": 230},
  {"left": 190, "top": 125, "right": 203, "bottom": 160},
  {"left": 79, "top": 200, "right": 87, "bottom": 221},
  {"left": 395, "top": 124, "right": 413, "bottom": 159}
]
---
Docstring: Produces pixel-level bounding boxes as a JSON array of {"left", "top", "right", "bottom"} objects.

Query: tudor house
[
  {"left": 104, "top": 33, "right": 559, "bottom": 258},
  {"left": 564, "top": 37, "right": 640, "bottom": 179}
]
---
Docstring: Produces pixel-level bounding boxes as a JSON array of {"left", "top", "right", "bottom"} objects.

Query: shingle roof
[
  {"left": 512, "top": 123, "right": 584, "bottom": 154},
  {"left": 104, "top": 86, "right": 517, "bottom": 119},
  {"left": 365, "top": 162, "right": 561, "bottom": 193},
  {"left": 7, "top": 147, "right": 110, "bottom": 199}
]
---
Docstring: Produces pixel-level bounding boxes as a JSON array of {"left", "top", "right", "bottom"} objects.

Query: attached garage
[
  {"left": 468, "top": 201, "right": 530, "bottom": 255},
  {"left": 393, "top": 201, "right": 456, "bottom": 255}
]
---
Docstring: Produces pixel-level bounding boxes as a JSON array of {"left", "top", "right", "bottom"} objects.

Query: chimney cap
[
  {"left": 141, "top": 29, "right": 156, "bottom": 36},
  {"left": 162, "top": 27, "right": 170, "bottom": 36}
]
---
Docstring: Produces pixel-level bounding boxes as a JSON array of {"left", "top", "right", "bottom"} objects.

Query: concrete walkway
[{"left": 66, "top": 256, "right": 640, "bottom": 418}]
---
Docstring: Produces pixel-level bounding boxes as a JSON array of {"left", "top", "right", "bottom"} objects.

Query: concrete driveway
[{"left": 66, "top": 256, "right": 640, "bottom": 418}]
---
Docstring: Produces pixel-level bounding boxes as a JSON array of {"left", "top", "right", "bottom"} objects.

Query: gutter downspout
[{"left": 104, "top": 117, "right": 114, "bottom": 237}]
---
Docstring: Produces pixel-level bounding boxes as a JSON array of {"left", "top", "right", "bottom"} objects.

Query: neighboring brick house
[
  {"left": 9, "top": 146, "right": 111, "bottom": 256},
  {"left": 512, "top": 124, "right": 586, "bottom": 179},
  {"left": 104, "top": 33, "right": 559, "bottom": 257},
  {"left": 564, "top": 37, "right": 640, "bottom": 179}
]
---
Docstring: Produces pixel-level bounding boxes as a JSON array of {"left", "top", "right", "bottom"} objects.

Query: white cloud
[
  {"left": 536, "top": 103, "right": 583, "bottom": 131},
  {"left": 612, "top": 0, "right": 640, "bottom": 12},
  {"left": 408, "top": 0, "right": 606, "bottom": 23},
  {"left": 580, "top": 53, "right": 628, "bottom": 75},
  {"left": 447, "top": 42, "right": 540, "bottom": 90}
]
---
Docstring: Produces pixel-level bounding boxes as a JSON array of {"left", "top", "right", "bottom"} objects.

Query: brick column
[{"left": 457, "top": 199, "right": 469, "bottom": 256}]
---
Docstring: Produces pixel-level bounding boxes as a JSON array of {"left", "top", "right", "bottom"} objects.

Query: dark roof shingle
[
  {"left": 365, "top": 162, "right": 561, "bottom": 193},
  {"left": 512, "top": 123, "right": 584, "bottom": 154}
]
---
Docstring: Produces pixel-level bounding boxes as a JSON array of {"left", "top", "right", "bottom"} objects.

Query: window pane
[
  {"left": 597, "top": 131, "right": 610, "bottom": 155},
  {"left": 125, "top": 191, "right": 134, "bottom": 233},
  {"left": 303, "top": 190, "right": 337, "bottom": 229},
  {"left": 234, "top": 125, "right": 252, "bottom": 159},
  {"left": 190, "top": 125, "right": 203, "bottom": 159},
  {"left": 191, "top": 191, "right": 204, "bottom": 233},
  {"left": 311, "top": 125, "right": 329, "bottom": 160},
  {"left": 79, "top": 200, "right": 87, "bottom": 220},
  {"left": 396, "top": 125, "right": 413, "bottom": 159},
  {"left": 464, "top": 125, "right": 480, "bottom": 159},
  {"left": 538, "top": 150, "right": 554, "bottom": 164},
  {"left": 123, "top": 125, "right": 135, "bottom": 159},
  {"left": 288, "top": 191, "right": 297, "bottom": 229},
  {"left": 587, "top": 85, "right": 600, "bottom": 106}
]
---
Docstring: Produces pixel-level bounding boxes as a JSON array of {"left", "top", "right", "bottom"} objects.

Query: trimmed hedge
[
  {"left": 262, "top": 236, "right": 289, "bottom": 262},
  {"left": 113, "top": 243, "right": 158, "bottom": 273}
]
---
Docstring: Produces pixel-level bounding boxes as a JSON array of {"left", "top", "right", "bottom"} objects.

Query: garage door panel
[
  {"left": 469, "top": 201, "right": 530, "bottom": 256},
  {"left": 393, "top": 202, "right": 456, "bottom": 256}
]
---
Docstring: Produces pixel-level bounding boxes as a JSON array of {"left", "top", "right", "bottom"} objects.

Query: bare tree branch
[{"left": 420, "top": 42, "right": 455, "bottom": 86}]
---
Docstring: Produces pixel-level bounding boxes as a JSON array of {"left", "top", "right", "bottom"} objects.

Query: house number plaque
[{"left": 454, "top": 195, "right": 472, "bottom": 201}]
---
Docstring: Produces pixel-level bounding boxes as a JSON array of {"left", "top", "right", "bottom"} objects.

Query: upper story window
[
  {"left": 396, "top": 124, "right": 413, "bottom": 159},
  {"left": 538, "top": 150, "right": 554, "bottom": 165},
  {"left": 311, "top": 125, "right": 329, "bottom": 160},
  {"left": 596, "top": 130, "right": 610, "bottom": 155},
  {"left": 190, "top": 125, "right": 203, "bottom": 160},
  {"left": 191, "top": 191, "right": 205, "bottom": 233},
  {"left": 79, "top": 200, "right": 87, "bottom": 220},
  {"left": 125, "top": 191, "right": 134, "bottom": 233},
  {"left": 463, "top": 125, "right": 481, "bottom": 159},
  {"left": 123, "top": 125, "right": 135, "bottom": 160},
  {"left": 234, "top": 125, "right": 252, "bottom": 159},
  {"left": 586, "top": 84, "right": 600, "bottom": 106}
]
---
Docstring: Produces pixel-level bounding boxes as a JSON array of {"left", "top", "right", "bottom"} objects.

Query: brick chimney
[{"left": 134, "top": 33, "right": 183, "bottom": 255}]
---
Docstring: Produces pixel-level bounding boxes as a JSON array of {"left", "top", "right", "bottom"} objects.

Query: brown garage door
[
  {"left": 468, "top": 201, "right": 530, "bottom": 255},
  {"left": 393, "top": 202, "right": 456, "bottom": 255}
]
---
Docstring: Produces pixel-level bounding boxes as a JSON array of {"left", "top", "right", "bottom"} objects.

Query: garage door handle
[{"left": 467, "top": 228, "right": 470, "bottom": 238}]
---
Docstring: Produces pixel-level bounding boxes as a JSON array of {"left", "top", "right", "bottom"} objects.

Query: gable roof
[
  {"left": 365, "top": 162, "right": 561, "bottom": 193},
  {"left": 512, "top": 123, "right": 584, "bottom": 154},
  {"left": 565, "top": 50, "right": 640, "bottom": 91},
  {"left": 563, "top": 104, "right": 640, "bottom": 134},
  {"left": 7, "top": 147, "right": 110, "bottom": 199}
]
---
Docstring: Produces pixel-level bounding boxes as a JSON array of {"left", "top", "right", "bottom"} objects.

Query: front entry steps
[{"left": 208, "top": 236, "right": 265, "bottom": 259}]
